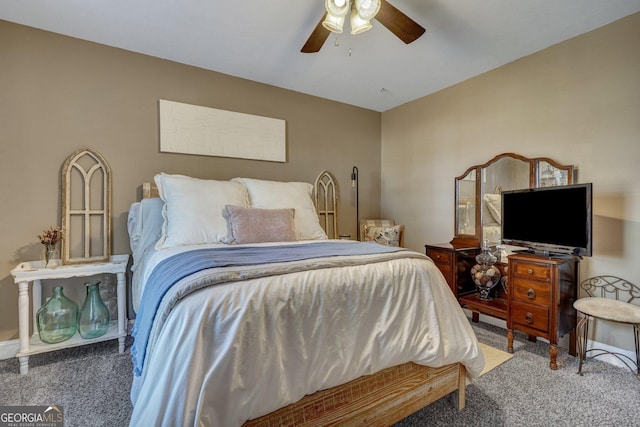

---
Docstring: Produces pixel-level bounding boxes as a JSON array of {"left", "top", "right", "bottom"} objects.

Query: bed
[{"left": 127, "top": 173, "right": 484, "bottom": 426}]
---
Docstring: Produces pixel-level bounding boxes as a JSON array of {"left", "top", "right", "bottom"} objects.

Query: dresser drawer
[
  {"left": 427, "top": 249, "right": 452, "bottom": 266},
  {"left": 511, "top": 301, "right": 549, "bottom": 333},
  {"left": 435, "top": 263, "right": 453, "bottom": 282},
  {"left": 506, "top": 253, "right": 579, "bottom": 368},
  {"left": 511, "top": 278, "right": 551, "bottom": 306},
  {"left": 512, "top": 261, "right": 551, "bottom": 281}
]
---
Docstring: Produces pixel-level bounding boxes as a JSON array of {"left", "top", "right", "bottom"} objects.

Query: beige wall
[
  {"left": 2, "top": 13, "right": 638, "bottom": 350},
  {"left": 0, "top": 20, "right": 382, "bottom": 340},
  {"left": 381, "top": 13, "right": 640, "bottom": 349}
]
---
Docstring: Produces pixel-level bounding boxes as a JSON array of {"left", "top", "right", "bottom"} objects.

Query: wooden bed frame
[
  {"left": 140, "top": 180, "right": 468, "bottom": 426},
  {"left": 244, "top": 363, "right": 466, "bottom": 426}
]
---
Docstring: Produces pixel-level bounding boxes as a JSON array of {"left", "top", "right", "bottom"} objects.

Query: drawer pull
[
  {"left": 527, "top": 289, "right": 536, "bottom": 299},
  {"left": 527, "top": 268, "right": 534, "bottom": 275},
  {"left": 435, "top": 254, "right": 441, "bottom": 259},
  {"left": 525, "top": 313, "right": 534, "bottom": 324}
]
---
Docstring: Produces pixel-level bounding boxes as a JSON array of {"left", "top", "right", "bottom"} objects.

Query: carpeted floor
[
  {"left": 0, "top": 338, "right": 134, "bottom": 426},
  {"left": 394, "top": 321, "right": 640, "bottom": 426},
  {"left": 1, "top": 321, "right": 638, "bottom": 427}
]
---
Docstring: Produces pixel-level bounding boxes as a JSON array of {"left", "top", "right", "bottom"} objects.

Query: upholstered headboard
[{"left": 142, "top": 182, "right": 159, "bottom": 199}]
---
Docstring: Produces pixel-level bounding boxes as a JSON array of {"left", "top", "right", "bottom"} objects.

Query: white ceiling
[{"left": 2, "top": 0, "right": 639, "bottom": 112}]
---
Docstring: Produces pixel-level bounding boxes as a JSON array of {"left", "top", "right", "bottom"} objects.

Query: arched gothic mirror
[{"left": 452, "top": 153, "right": 574, "bottom": 248}]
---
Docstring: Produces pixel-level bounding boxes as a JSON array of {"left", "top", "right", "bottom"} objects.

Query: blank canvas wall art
[{"left": 159, "top": 99, "right": 286, "bottom": 162}]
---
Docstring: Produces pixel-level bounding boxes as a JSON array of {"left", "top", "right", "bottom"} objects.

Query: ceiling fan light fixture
[
  {"left": 322, "top": 13, "right": 345, "bottom": 33},
  {"left": 355, "top": 0, "right": 380, "bottom": 20},
  {"left": 302, "top": 0, "right": 426, "bottom": 53},
  {"left": 325, "top": 0, "right": 350, "bottom": 17},
  {"left": 350, "top": 9, "right": 372, "bottom": 34}
]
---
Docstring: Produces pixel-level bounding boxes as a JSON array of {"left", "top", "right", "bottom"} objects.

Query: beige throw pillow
[
  {"left": 230, "top": 177, "right": 328, "bottom": 241},
  {"left": 223, "top": 205, "right": 297, "bottom": 244}
]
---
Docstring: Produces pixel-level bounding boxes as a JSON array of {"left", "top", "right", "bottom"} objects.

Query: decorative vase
[
  {"left": 494, "top": 239, "right": 508, "bottom": 264},
  {"left": 471, "top": 240, "right": 502, "bottom": 300},
  {"left": 78, "top": 281, "right": 110, "bottom": 339},
  {"left": 42, "top": 243, "right": 59, "bottom": 268},
  {"left": 36, "top": 286, "right": 78, "bottom": 344}
]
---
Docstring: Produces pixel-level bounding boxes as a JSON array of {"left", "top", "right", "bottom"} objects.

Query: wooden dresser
[
  {"left": 425, "top": 243, "right": 479, "bottom": 299},
  {"left": 506, "top": 253, "right": 579, "bottom": 369},
  {"left": 425, "top": 243, "right": 507, "bottom": 322}
]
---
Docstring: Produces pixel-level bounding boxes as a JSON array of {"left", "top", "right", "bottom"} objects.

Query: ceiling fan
[{"left": 301, "top": 0, "right": 426, "bottom": 53}]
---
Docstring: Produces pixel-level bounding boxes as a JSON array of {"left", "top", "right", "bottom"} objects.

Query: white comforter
[{"left": 129, "top": 242, "right": 484, "bottom": 427}]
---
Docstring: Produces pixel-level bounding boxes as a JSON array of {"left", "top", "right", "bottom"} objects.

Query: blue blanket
[{"left": 131, "top": 241, "right": 404, "bottom": 376}]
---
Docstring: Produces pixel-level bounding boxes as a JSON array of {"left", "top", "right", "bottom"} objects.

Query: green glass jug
[
  {"left": 36, "top": 286, "right": 78, "bottom": 344},
  {"left": 78, "top": 281, "right": 110, "bottom": 339}
]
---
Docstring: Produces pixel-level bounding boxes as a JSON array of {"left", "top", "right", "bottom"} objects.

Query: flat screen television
[{"left": 501, "top": 183, "right": 593, "bottom": 257}]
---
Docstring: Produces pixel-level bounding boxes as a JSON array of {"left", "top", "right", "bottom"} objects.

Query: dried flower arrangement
[
  {"left": 38, "top": 226, "right": 64, "bottom": 246},
  {"left": 38, "top": 226, "right": 64, "bottom": 267}
]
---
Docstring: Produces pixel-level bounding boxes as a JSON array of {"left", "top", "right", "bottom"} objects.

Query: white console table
[{"left": 10, "top": 254, "right": 129, "bottom": 374}]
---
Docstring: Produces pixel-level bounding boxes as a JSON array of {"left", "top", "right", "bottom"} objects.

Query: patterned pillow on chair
[
  {"left": 363, "top": 224, "right": 403, "bottom": 247},
  {"left": 359, "top": 219, "right": 395, "bottom": 241}
]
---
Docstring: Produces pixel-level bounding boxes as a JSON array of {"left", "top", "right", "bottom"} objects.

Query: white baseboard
[
  {"left": 464, "top": 309, "right": 636, "bottom": 371},
  {"left": 583, "top": 340, "right": 637, "bottom": 370},
  {"left": 0, "top": 339, "right": 19, "bottom": 360}
]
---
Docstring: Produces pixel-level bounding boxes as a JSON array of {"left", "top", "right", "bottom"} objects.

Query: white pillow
[
  {"left": 231, "top": 177, "right": 327, "bottom": 240},
  {"left": 128, "top": 202, "right": 142, "bottom": 254},
  {"left": 128, "top": 198, "right": 165, "bottom": 268},
  {"left": 154, "top": 173, "right": 249, "bottom": 248}
]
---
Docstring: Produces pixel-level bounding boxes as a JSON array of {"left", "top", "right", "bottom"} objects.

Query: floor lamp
[{"left": 351, "top": 166, "right": 359, "bottom": 240}]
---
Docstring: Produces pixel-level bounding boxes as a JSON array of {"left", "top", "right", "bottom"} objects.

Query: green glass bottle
[
  {"left": 36, "top": 286, "right": 78, "bottom": 344},
  {"left": 78, "top": 281, "right": 110, "bottom": 339}
]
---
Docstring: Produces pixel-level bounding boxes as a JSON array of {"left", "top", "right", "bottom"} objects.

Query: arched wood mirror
[{"left": 452, "top": 153, "right": 574, "bottom": 248}]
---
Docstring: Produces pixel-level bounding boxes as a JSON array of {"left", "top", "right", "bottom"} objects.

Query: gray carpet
[
  {"left": 395, "top": 322, "right": 640, "bottom": 426},
  {"left": 0, "top": 338, "right": 134, "bottom": 426},
  {"left": 1, "top": 321, "right": 638, "bottom": 427}
]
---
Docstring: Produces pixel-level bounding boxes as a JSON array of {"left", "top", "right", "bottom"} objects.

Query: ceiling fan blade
[
  {"left": 301, "top": 14, "right": 331, "bottom": 53},
  {"left": 376, "top": 1, "right": 425, "bottom": 44}
]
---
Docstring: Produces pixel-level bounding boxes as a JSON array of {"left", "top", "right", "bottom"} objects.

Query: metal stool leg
[
  {"left": 634, "top": 324, "right": 640, "bottom": 379},
  {"left": 577, "top": 314, "right": 589, "bottom": 376}
]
